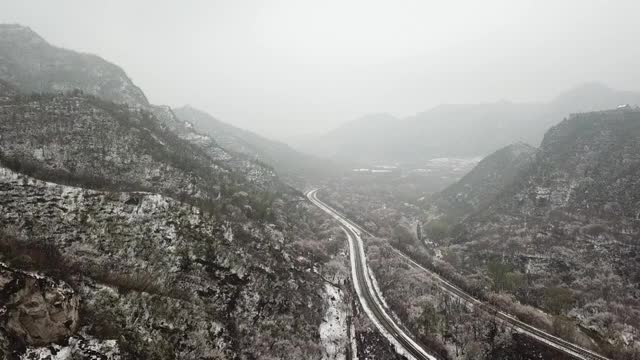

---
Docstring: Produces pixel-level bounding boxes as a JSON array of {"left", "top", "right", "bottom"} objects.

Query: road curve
[
  {"left": 309, "top": 190, "right": 610, "bottom": 360},
  {"left": 307, "top": 189, "right": 439, "bottom": 360}
]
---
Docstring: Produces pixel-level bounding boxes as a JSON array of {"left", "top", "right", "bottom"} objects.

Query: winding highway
[
  {"left": 307, "top": 189, "right": 610, "bottom": 360},
  {"left": 308, "top": 189, "right": 439, "bottom": 360}
]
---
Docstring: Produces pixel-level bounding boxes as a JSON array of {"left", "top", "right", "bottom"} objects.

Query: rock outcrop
[
  {"left": 20, "top": 336, "right": 120, "bottom": 360},
  {"left": 0, "top": 264, "right": 78, "bottom": 346}
]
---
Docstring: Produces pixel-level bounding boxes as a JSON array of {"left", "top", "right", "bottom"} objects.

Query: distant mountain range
[{"left": 295, "top": 83, "right": 640, "bottom": 165}]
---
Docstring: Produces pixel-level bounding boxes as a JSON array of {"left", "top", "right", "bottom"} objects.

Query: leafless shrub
[
  {"left": 95, "top": 270, "right": 166, "bottom": 295},
  {"left": 0, "top": 226, "right": 71, "bottom": 275}
]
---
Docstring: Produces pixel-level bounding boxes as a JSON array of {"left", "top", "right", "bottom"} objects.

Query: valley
[{"left": 1, "top": 4, "right": 640, "bottom": 359}]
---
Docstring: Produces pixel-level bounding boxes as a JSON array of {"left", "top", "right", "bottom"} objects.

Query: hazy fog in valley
[
  {"left": 2, "top": 0, "right": 640, "bottom": 140},
  {"left": 3, "top": 2, "right": 640, "bottom": 359}
]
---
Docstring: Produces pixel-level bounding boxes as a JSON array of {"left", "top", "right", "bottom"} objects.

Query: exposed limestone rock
[
  {"left": 20, "top": 335, "right": 120, "bottom": 360},
  {"left": 0, "top": 264, "right": 79, "bottom": 346}
]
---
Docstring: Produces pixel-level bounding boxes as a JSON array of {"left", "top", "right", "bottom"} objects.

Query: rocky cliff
[{"left": 1, "top": 263, "right": 78, "bottom": 347}]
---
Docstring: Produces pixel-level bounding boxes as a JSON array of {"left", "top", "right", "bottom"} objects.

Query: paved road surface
[
  {"left": 308, "top": 189, "right": 439, "bottom": 360},
  {"left": 308, "top": 189, "right": 610, "bottom": 360}
]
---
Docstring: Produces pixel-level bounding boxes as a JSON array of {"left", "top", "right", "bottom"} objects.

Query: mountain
[
  {"left": 428, "top": 142, "right": 537, "bottom": 219},
  {"left": 0, "top": 165, "right": 327, "bottom": 359},
  {"left": 0, "top": 24, "right": 237, "bottom": 173},
  {"left": 297, "top": 113, "right": 400, "bottom": 163},
  {"left": 297, "top": 84, "right": 640, "bottom": 165},
  {"left": 173, "top": 105, "right": 343, "bottom": 184},
  {"left": 0, "top": 24, "right": 148, "bottom": 106},
  {"left": 548, "top": 82, "right": 640, "bottom": 116},
  {"left": 0, "top": 24, "right": 342, "bottom": 186},
  {"left": 430, "top": 107, "right": 640, "bottom": 357},
  {"left": 0, "top": 25, "right": 353, "bottom": 359},
  {"left": 0, "top": 92, "right": 277, "bottom": 202},
  {"left": 0, "top": 23, "right": 342, "bottom": 187}
]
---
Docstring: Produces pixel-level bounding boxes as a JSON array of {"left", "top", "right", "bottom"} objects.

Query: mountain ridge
[
  {"left": 173, "top": 105, "right": 344, "bottom": 185},
  {"left": 296, "top": 83, "right": 640, "bottom": 165},
  {"left": 0, "top": 24, "right": 149, "bottom": 107},
  {"left": 0, "top": 24, "right": 353, "bottom": 359},
  {"left": 425, "top": 106, "right": 640, "bottom": 358},
  {"left": 428, "top": 141, "right": 537, "bottom": 220},
  {"left": 0, "top": 23, "right": 335, "bottom": 189}
]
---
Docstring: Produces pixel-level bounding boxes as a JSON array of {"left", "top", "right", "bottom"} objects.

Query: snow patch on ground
[
  {"left": 350, "top": 315, "right": 358, "bottom": 359},
  {"left": 21, "top": 336, "right": 120, "bottom": 360},
  {"left": 320, "top": 283, "right": 348, "bottom": 360},
  {"left": 309, "top": 191, "right": 429, "bottom": 360}
]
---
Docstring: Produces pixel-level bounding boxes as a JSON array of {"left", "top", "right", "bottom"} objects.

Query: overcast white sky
[{"left": 2, "top": 0, "right": 639, "bottom": 139}]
